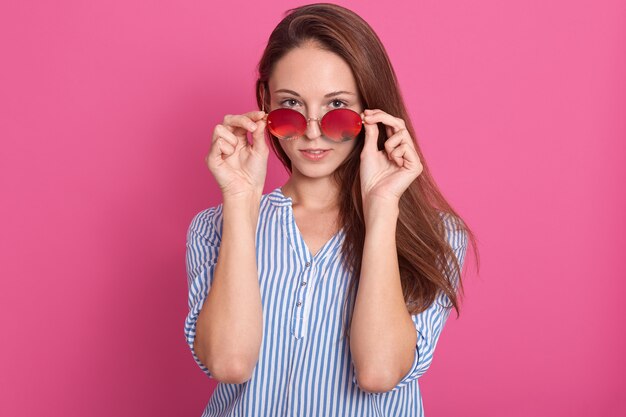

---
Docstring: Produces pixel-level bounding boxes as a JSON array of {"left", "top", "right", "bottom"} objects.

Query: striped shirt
[{"left": 185, "top": 187, "right": 468, "bottom": 417}]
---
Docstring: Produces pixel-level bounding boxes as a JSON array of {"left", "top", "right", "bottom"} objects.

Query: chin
[{"left": 292, "top": 165, "right": 339, "bottom": 180}]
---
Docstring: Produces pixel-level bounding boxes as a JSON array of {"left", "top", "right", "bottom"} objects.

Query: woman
[{"left": 185, "top": 3, "right": 478, "bottom": 416}]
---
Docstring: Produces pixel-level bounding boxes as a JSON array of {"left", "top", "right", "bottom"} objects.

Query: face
[{"left": 267, "top": 43, "right": 363, "bottom": 181}]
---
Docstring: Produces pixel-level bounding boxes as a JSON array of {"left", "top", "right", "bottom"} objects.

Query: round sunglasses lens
[
  {"left": 267, "top": 109, "right": 306, "bottom": 140},
  {"left": 320, "top": 109, "right": 363, "bottom": 142}
]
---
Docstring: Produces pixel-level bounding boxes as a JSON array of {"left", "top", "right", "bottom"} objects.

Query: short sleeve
[
  {"left": 183, "top": 206, "right": 223, "bottom": 378},
  {"left": 356, "top": 212, "right": 468, "bottom": 393}
]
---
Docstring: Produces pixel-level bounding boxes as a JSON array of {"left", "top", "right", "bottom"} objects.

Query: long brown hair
[{"left": 255, "top": 3, "right": 480, "bottom": 337}]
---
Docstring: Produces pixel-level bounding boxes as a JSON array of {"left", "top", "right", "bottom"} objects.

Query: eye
[
  {"left": 329, "top": 99, "right": 348, "bottom": 109},
  {"left": 280, "top": 98, "right": 300, "bottom": 108}
]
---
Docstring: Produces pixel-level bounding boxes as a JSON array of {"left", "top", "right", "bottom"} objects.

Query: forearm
[
  {"left": 195, "top": 193, "right": 263, "bottom": 382},
  {"left": 350, "top": 201, "right": 417, "bottom": 391}
]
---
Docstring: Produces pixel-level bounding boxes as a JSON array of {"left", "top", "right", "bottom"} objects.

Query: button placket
[
  {"left": 296, "top": 260, "right": 312, "bottom": 313},
  {"left": 295, "top": 261, "right": 315, "bottom": 319},
  {"left": 291, "top": 259, "right": 315, "bottom": 339},
  {"left": 302, "top": 260, "right": 311, "bottom": 288}
]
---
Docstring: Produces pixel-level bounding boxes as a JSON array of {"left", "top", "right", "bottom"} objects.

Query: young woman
[{"left": 185, "top": 3, "right": 478, "bottom": 416}]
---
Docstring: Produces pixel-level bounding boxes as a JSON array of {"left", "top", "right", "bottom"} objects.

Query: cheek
[
  {"left": 277, "top": 139, "right": 295, "bottom": 155},
  {"left": 341, "top": 140, "right": 363, "bottom": 164},
  {"left": 342, "top": 140, "right": 359, "bottom": 156}
]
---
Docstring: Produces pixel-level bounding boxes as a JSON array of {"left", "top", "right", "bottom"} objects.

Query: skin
[
  {"left": 196, "top": 42, "right": 424, "bottom": 392},
  {"left": 267, "top": 45, "right": 361, "bottom": 255}
]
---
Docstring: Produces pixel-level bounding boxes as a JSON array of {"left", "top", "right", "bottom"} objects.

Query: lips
[
  {"left": 299, "top": 148, "right": 331, "bottom": 160},
  {"left": 300, "top": 148, "right": 330, "bottom": 153}
]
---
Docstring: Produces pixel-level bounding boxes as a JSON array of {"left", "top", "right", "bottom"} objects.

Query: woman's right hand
[{"left": 206, "top": 110, "right": 269, "bottom": 199}]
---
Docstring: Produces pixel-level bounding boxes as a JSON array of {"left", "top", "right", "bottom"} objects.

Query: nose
[{"left": 304, "top": 115, "right": 322, "bottom": 140}]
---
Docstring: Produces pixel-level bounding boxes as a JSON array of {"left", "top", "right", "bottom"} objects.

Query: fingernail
[{"left": 249, "top": 124, "right": 257, "bottom": 131}]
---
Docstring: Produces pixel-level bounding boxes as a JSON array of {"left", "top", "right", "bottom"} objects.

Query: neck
[{"left": 281, "top": 174, "right": 340, "bottom": 211}]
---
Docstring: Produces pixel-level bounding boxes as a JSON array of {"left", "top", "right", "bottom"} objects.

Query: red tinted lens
[
  {"left": 266, "top": 108, "right": 307, "bottom": 140},
  {"left": 320, "top": 109, "right": 363, "bottom": 142}
]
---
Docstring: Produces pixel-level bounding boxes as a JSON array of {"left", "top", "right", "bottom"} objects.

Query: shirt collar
[{"left": 267, "top": 187, "right": 292, "bottom": 207}]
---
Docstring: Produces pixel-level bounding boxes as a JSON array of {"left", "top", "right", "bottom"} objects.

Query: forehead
[{"left": 268, "top": 45, "right": 358, "bottom": 97}]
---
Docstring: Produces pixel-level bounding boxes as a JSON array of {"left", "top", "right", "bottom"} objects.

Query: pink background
[{"left": 1, "top": 0, "right": 624, "bottom": 416}]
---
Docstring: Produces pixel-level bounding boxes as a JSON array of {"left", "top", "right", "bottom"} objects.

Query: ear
[{"left": 257, "top": 81, "right": 270, "bottom": 113}]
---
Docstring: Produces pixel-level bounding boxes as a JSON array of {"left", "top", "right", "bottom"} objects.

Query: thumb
[
  {"left": 250, "top": 111, "right": 269, "bottom": 156},
  {"left": 362, "top": 118, "right": 379, "bottom": 155}
]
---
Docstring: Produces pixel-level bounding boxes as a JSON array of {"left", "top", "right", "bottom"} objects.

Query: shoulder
[
  {"left": 188, "top": 204, "right": 224, "bottom": 241},
  {"left": 187, "top": 189, "right": 282, "bottom": 240},
  {"left": 436, "top": 211, "right": 469, "bottom": 292},
  {"left": 437, "top": 210, "right": 468, "bottom": 251}
]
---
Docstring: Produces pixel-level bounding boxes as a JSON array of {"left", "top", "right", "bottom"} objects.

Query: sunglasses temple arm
[{"left": 260, "top": 86, "right": 267, "bottom": 114}]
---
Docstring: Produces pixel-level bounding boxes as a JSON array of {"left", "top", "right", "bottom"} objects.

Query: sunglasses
[{"left": 264, "top": 108, "right": 364, "bottom": 142}]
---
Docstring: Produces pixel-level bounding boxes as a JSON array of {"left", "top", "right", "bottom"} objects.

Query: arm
[
  {"left": 350, "top": 208, "right": 469, "bottom": 394},
  {"left": 352, "top": 108, "right": 466, "bottom": 393},
  {"left": 193, "top": 194, "right": 263, "bottom": 384},
  {"left": 349, "top": 200, "right": 417, "bottom": 393},
  {"left": 186, "top": 110, "right": 268, "bottom": 384}
]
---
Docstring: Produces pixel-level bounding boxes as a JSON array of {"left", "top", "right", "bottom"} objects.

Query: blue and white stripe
[{"left": 185, "top": 187, "right": 468, "bottom": 417}]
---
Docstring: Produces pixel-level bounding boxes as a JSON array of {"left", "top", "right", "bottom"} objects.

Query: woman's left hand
[{"left": 359, "top": 109, "right": 423, "bottom": 207}]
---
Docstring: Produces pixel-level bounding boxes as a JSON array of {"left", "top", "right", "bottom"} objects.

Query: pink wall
[{"left": 1, "top": 0, "right": 624, "bottom": 415}]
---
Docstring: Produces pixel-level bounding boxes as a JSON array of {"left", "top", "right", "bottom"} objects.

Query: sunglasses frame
[{"left": 262, "top": 107, "right": 365, "bottom": 143}]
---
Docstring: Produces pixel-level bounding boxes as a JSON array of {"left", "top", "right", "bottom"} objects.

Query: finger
[
  {"left": 389, "top": 143, "right": 409, "bottom": 168},
  {"left": 246, "top": 110, "right": 267, "bottom": 121},
  {"left": 213, "top": 137, "right": 235, "bottom": 158},
  {"left": 384, "top": 129, "right": 411, "bottom": 153},
  {"left": 361, "top": 115, "right": 379, "bottom": 155},
  {"left": 220, "top": 138, "right": 236, "bottom": 157},
  {"left": 389, "top": 143, "right": 421, "bottom": 170},
  {"left": 207, "top": 137, "right": 233, "bottom": 169},
  {"left": 383, "top": 128, "right": 415, "bottom": 155},
  {"left": 223, "top": 112, "right": 264, "bottom": 134},
  {"left": 386, "top": 125, "right": 394, "bottom": 139},
  {"left": 213, "top": 124, "right": 238, "bottom": 148},
  {"left": 363, "top": 109, "right": 406, "bottom": 134},
  {"left": 250, "top": 112, "right": 269, "bottom": 156}
]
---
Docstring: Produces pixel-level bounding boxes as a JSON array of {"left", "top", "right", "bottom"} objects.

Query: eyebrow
[{"left": 273, "top": 89, "right": 356, "bottom": 98}]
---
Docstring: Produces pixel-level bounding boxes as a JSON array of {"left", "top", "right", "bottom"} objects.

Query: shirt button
[
  {"left": 296, "top": 301, "right": 302, "bottom": 307},
  {"left": 301, "top": 281, "right": 307, "bottom": 286},
  {"left": 305, "top": 262, "right": 311, "bottom": 267}
]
